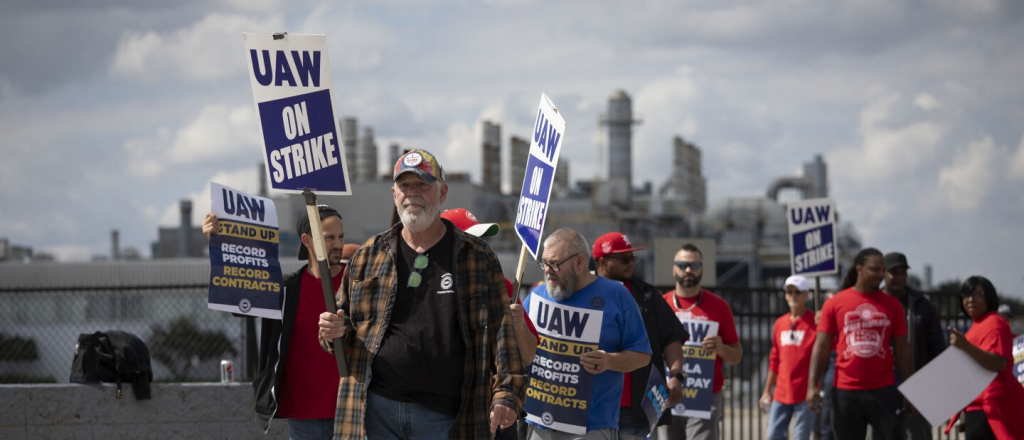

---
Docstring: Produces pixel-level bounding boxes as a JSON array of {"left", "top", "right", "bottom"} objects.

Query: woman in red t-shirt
[{"left": 947, "top": 276, "right": 1024, "bottom": 440}]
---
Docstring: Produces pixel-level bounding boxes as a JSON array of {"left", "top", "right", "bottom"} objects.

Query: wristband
[{"left": 671, "top": 372, "right": 685, "bottom": 382}]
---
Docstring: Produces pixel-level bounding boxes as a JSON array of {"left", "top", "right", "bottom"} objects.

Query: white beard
[
  {"left": 548, "top": 270, "right": 578, "bottom": 301},
  {"left": 399, "top": 197, "right": 441, "bottom": 233}
]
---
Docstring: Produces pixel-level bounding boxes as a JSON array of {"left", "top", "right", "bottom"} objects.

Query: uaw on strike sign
[
  {"left": 786, "top": 198, "right": 838, "bottom": 277},
  {"left": 243, "top": 33, "right": 351, "bottom": 195},
  {"left": 208, "top": 182, "right": 284, "bottom": 319},
  {"left": 515, "top": 94, "right": 565, "bottom": 258},
  {"left": 525, "top": 296, "right": 602, "bottom": 435}
]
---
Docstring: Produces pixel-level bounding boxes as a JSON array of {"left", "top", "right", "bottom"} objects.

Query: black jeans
[
  {"left": 831, "top": 385, "right": 904, "bottom": 440},
  {"left": 964, "top": 410, "right": 996, "bottom": 440}
]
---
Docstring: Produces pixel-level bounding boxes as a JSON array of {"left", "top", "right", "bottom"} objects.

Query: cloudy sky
[{"left": 1, "top": 0, "right": 1022, "bottom": 296}]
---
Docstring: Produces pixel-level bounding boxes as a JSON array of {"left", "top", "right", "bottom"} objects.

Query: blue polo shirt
[{"left": 524, "top": 276, "right": 652, "bottom": 431}]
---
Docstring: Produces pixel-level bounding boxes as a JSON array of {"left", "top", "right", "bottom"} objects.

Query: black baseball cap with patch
[
  {"left": 884, "top": 252, "right": 910, "bottom": 271},
  {"left": 296, "top": 205, "right": 342, "bottom": 260}
]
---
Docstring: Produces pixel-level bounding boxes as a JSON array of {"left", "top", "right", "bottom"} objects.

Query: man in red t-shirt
[
  {"left": 761, "top": 275, "right": 817, "bottom": 440},
  {"left": 204, "top": 205, "right": 345, "bottom": 439},
  {"left": 661, "top": 243, "right": 742, "bottom": 440},
  {"left": 807, "top": 248, "right": 914, "bottom": 440}
]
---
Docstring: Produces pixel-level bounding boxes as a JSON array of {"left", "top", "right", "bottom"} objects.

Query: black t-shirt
[{"left": 369, "top": 224, "right": 466, "bottom": 416}]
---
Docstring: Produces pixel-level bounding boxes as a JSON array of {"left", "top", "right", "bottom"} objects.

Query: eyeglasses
[
  {"left": 407, "top": 254, "right": 429, "bottom": 288},
  {"left": 606, "top": 254, "right": 635, "bottom": 263},
  {"left": 673, "top": 261, "right": 703, "bottom": 271},
  {"left": 538, "top": 253, "right": 579, "bottom": 273}
]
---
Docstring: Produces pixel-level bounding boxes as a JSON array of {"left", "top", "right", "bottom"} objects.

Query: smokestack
[
  {"left": 482, "top": 121, "right": 502, "bottom": 192},
  {"left": 342, "top": 117, "right": 358, "bottom": 181},
  {"left": 357, "top": 127, "right": 378, "bottom": 182},
  {"left": 258, "top": 162, "right": 268, "bottom": 197},
  {"left": 179, "top": 200, "right": 192, "bottom": 258},
  {"left": 923, "top": 264, "right": 933, "bottom": 290},
  {"left": 111, "top": 230, "right": 120, "bottom": 261}
]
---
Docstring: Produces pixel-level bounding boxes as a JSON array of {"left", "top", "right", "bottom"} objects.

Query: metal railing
[{"left": 0, "top": 282, "right": 984, "bottom": 438}]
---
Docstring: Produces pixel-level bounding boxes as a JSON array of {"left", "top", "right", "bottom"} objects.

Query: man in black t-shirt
[
  {"left": 318, "top": 149, "right": 525, "bottom": 440},
  {"left": 593, "top": 232, "right": 688, "bottom": 440}
]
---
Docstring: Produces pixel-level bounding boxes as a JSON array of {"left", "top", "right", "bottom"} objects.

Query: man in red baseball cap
[{"left": 593, "top": 232, "right": 688, "bottom": 440}]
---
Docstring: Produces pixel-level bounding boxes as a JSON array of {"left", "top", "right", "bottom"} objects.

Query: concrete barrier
[{"left": 0, "top": 382, "right": 289, "bottom": 439}]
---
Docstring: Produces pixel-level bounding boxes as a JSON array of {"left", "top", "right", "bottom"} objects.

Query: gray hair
[{"left": 543, "top": 228, "right": 591, "bottom": 261}]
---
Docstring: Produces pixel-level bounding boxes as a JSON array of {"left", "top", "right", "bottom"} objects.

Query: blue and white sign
[
  {"left": 786, "top": 198, "right": 838, "bottom": 277},
  {"left": 208, "top": 182, "right": 284, "bottom": 319},
  {"left": 243, "top": 33, "right": 351, "bottom": 195},
  {"left": 524, "top": 296, "right": 602, "bottom": 435},
  {"left": 515, "top": 93, "right": 565, "bottom": 259},
  {"left": 671, "top": 319, "right": 718, "bottom": 419}
]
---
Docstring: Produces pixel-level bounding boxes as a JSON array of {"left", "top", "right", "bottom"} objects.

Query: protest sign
[
  {"left": 243, "top": 33, "right": 351, "bottom": 195},
  {"left": 898, "top": 345, "right": 998, "bottom": 426},
  {"left": 671, "top": 319, "right": 719, "bottom": 419},
  {"left": 786, "top": 198, "right": 838, "bottom": 277},
  {"left": 640, "top": 368, "right": 671, "bottom": 433},
  {"left": 208, "top": 182, "right": 283, "bottom": 319},
  {"left": 1014, "top": 334, "right": 1024, "bottom": 388},
  {"left": 525, "top": 296, "right": 602, "bottom": 435},
  {"left": 515, "top": 93, "right": 564, "bottom": 259}
]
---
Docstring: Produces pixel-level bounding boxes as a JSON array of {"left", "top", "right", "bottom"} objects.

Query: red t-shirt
[
  {"left": 663, "top": 290, "right": 739, "bottom": 394},
  {"left": 963, "top": 312, "right": 1024, "bottom": 439},
  {"left": 817, "top": 288, "right": 907, "bottom": 390},
  {"left": 769, "top": 311, "right": 817, "bottom": 404},
  {"left": 277, "top": 268, "right": 343, "bottom": 419}
]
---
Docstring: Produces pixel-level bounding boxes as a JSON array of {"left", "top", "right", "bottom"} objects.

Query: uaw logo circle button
[
  {"left": 590, "top": 296, "right": 605, "bottom": 309},
  {"left": 239, "top": 298, "right": 252, "bottom": 313},
  {"left": 541, "top": 412, "right": 554, "bottom": 425}
]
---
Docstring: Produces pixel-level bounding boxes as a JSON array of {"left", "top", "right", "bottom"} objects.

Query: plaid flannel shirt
[{"left": 322, "top": 220, "right": 526, "bottom": 439}]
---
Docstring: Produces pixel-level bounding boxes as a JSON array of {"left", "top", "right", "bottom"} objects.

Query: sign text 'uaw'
[
  {"left": 786, "top": 198, "right": 838, "bottom": 277},
  {"left": 208, "top": 182, "right": 284, "bottom": 319},
  {"left": 243, "top": 33, "right": 352, "bottom": 195},
  {"left": 515, "top": 93, "right": 565, "bottom": 259}
]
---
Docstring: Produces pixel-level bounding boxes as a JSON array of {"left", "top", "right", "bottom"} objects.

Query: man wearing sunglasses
[
  {"left": 592, "top": 232, "right": 688, "bottom": 440},
  {"left": 317, "top": 149, "right": 525, "bottom": 440},
  {"left": 661, "top": 243, "right": 742, "bottom": 440},
  {"left": 523, "top": 228, "right": 652, "bottom": 440},
  {"left": 761, "top": 275, "right": 817, "bottom": 440},
  {"left": 202, "top": 204, "right": 346, "bottom": 439}
]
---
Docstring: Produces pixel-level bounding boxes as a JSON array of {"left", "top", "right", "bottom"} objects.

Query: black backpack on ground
[{"left": 70, "top": 331, "right": 153, "bottom": 400}]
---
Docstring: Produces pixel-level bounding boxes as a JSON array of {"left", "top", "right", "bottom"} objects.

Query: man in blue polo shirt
[{"left": 523, "top": 228, "right": 651, "bottom": 440}]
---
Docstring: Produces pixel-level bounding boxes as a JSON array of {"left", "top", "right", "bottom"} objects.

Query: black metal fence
[
  {"left": 0, "top": 282, "right": 993, "bottom": 438},
  {"left": 701, "top": 286, "right": 974, "bottom": 440}
]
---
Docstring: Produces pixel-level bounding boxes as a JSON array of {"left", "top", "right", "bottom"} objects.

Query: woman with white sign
[{"left": 945, "top": 276, "right": 1024, "bottom": 439}]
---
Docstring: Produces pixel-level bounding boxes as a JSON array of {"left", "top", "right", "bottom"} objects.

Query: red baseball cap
[
  {"left": 592, "top": 232, "right": 645, "bottom": 261},
  {"left": 440, "top": 208, "right": 499, "bottom": 237}
]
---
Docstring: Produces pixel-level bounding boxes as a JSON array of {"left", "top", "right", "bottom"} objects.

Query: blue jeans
[
  {"left": 364, "top": 390, "right": 456, "bottom": 440},
  {"left": 767, "top": 401, "right": 815, "bottom": 440},
  {"left": 288, "top": 418, "right": 333, "bottom": 440}
]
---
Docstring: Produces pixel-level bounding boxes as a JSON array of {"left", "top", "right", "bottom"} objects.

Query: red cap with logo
[
  {"left": 592, "top": 232, "right": 646, "bottom": 261},
  {"left": 440, "top": 208, "right": 499, "bottom": 237}
]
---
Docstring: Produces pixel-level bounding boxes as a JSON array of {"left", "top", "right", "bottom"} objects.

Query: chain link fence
[{"left": 0, "top": 262, "right": 1004, "bottom": 439}]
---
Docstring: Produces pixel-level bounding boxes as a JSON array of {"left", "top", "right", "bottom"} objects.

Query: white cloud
[
  {"left": 1009, "top": 133, "right": 1024, "bottom": 180},
  {"left": 938, "top": 136, "right": 999, "bottom": 211},
  {"left": 914, "top": 93, "right": 941, "bottom": 111},
  {"left": 299, "top": 5, "right": 401, "bottom": 74},
  {"left": 155, "top": 168, "right": 262, "bottom": 227},
  {"left": 124, "top": 105, "right": 260, "bottom": 177},
  {"left": 111, "top": 14, "right": 282, "bottom": 82},
  {"left": 832, "top": 94, "right": 945, "bottom": 179},
  {"left": 443, "top": 122, "right": 477, "bottom": 179}
]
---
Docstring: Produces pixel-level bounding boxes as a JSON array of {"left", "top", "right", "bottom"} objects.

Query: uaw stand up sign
[
  {"left": 207, "top": 182, "right": 283, "bottom": 319},
  {"left": 524, "top": 296, "right": 603, "bottom": 435}
]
